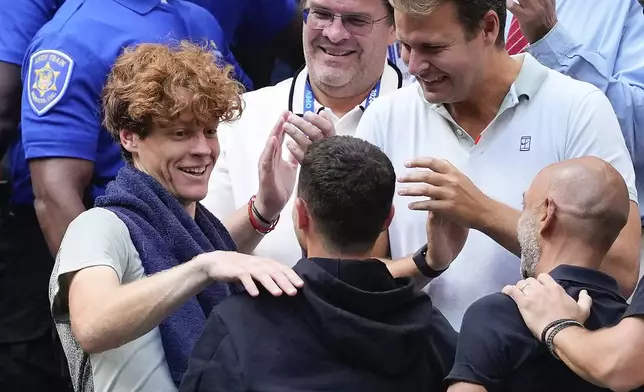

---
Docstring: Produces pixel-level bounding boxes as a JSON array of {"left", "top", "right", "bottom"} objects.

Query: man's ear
[
  {"left": 479, "top": 9, "right": 501, "bottom": 47},
  {"left": 539, "top": 197, "right": 557, "bottom": 237},
  {"left": 381, "top": 204, "right": 395, "bottom": 232},
  {"left": 294, "top": 197, "right": 310, "bottom": 230},
  {"left": 120, "top": 129, "right": 138, "bottom": 155}
]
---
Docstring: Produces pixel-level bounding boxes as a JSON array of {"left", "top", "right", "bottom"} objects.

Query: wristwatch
[{"left": 412, "top": 243, "right": 448, "bottom": 278}]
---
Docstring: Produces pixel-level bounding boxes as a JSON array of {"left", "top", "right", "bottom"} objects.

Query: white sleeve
[
  {"left": 202, "top": 122, "right": 238, "bottom": 220},
  {"left": 51, "top": 208, "right": 131, "bottom": 314},
  {"left": 564, "top": 89, "right": 638, "bottom": 203}
]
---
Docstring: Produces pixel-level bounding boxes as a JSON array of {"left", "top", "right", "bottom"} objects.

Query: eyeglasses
[{"left": 302, "top": 8, "right": 389, "bottom": 36}]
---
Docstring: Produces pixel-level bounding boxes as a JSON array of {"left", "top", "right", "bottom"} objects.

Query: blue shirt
[
  {"left": 11, "top": 0, "right": 249, "bottom": 205},
  {"left": 509, "top": 0, "right": 644, "bottom": 220},
  {"left": 188, "top": 0, "right": 296, "bottom": 47},
  {"left": 0, "top": 0, "right": 65, "bottom": 65}
]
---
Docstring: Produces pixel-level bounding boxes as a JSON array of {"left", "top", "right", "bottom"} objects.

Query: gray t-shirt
[{"left": 50, "top": 207, "right": 176, "bottom": 392}]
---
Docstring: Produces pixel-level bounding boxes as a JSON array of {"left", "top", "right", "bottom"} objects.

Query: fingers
[
  {"left": 303, "top": 111, "right": 335, "bottom": 138},
  {"left": 261, "top": 136, "right": 278, "bottom": 168},
  {"left": 252, "top": 264, "right": 303, "bottom": 297},
  {"left": 405, "top": 157, "right": 453, "bottom": 174},
  {"left": 254, "top": 273, "right": 284, "bottom": 296},
  {"left": 407, "top": 199, "right": 450, "bottom": 211},
  {"left": 286, "top": 140, "right": 306, "bottom": 163},
  {"left": 502, "top": 285, "right": 527, "bottom": 304},
  {"left": 284, "top": 267, "right": 305, "bottom": 288},
  {"left": 285, "top": 113, "right": 325, "bottom": 142},
  {"left": 536, "top": 273, "right": 558, "bottom": 287},
  {"left": 259, "top": 115, "right": 287, "bottom": 167},
  {"left": 397, "top": 169, "right": 449, "bottom": 186},
  {"left": 283, "top": 122, "right": 312, "bottom": 150},
  {"left": 577, "top": 289, "right": 593, "bottom": 320},
  {"left": 239, "top": 273, "right": 260, "bottom": 297},
  {"left": 397, "top": 183, "right": 450, "bottom": 199}
]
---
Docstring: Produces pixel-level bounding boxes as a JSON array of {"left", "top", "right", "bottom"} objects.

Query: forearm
[
  {"left": 386, "top": 256, "right": 431, "bottom": 287},
  {"left": 552, "top": 321, "right": 644, "bottom": 391},
  {"left": 223, "top": 205, "right": 267, "bottom": 254},
  {"left": 34, "top": 194, "right": 87, "bottom": 256},
  {"left": 72, "top": 257, "right": 211, "bottom": 353},
  {"left": 475, "top": 198, "right": 521, "bottom": 257}
]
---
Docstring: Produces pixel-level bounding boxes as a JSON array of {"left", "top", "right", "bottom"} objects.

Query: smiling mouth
[
  {"left": 421, "top": 75, "right": 447, "bottom": 84},
  {"left": 320, "top": 47, "right": 356, "bottom": 57},
  {"left": 179, "top": 166, "right": 207, "bottom": 177}
]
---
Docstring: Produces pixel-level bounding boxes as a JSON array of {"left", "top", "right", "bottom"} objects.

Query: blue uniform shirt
[
  {"left": 0, "top": 0, "right": 65, "bottom": 65},
  {"left": 11, "top": 0, "right": 249, "bottom": 205},
  {"left": 188, "top": 0, "right": 296, "bottom": 47}
]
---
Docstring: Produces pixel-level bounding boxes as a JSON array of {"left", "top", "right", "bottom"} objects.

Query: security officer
[
  {"left": 2, "top": 0, "right": 243, "bottom": 390},
  {"left": 0, "top": 1, "right": 70, "bottom": 391}
]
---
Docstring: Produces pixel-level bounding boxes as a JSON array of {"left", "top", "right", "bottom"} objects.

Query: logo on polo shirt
[
  {"left": 27, "top": 49, "right": 74, "bottom": 116},
  {"left": 520, "top": 136, "right": 531, "bottom": 151}
]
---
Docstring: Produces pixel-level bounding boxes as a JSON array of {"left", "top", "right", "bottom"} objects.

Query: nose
[
  {"left": 191, "top": 132, "right": 213, "bottom": 156},
  {"left": 406, "top": 48, "right": 429, "bottom": 77},
  {"left": 322, "top": 16, "right": 351, "bottom": 43}
]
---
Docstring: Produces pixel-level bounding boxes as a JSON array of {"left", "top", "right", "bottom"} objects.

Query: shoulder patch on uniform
[{"left": 27, "top": 50, "right": 74, "bottom": 116}]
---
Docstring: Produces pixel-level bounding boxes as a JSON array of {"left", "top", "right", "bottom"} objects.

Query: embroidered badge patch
[{"left": 27, "top": 50, "right": 74, "bottom": 116}]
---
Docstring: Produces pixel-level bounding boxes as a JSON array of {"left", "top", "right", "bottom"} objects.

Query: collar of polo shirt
[
  {"left": 114, "top": 0, "right": 162, "bottom": 14},
  {"left": 549, "top": 264, "right": 622, "bottom": 297}
]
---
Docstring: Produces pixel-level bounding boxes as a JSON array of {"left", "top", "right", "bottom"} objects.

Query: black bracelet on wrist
[
  {"left": 544, "top": 319, "right": 585, "bottom": 360},
  {"left": 540, "top": 319, "right": 572, "bottom": 343},
  {"left": 251, "top": 196, "right": 275, "bottom": 225}
]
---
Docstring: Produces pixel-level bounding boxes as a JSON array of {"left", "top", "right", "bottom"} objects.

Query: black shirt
[
  {"left": 446, "top": 265, "right": 628, "bottom": 392},
  {"left": 624, "top": 275, "right": 644, "bottom": 318},
  {"left": 179, "top": 258, "right": 457, "bottom": 392}
]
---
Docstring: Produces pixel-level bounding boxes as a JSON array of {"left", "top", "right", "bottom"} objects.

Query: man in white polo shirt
[
  {"left": 356, "top": 0, "right": 641, "bottom": 330},
  {"left": 202, "top": 0, "right": 403, "bottom": 265}
]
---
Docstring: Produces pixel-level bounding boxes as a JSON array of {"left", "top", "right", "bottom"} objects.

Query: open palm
[{"left": 255, "top": 113, "right": 299, "bottom": 219}]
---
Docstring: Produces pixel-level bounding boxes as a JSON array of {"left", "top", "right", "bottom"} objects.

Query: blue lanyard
[{"left": 303, "top": 78, "right": 382, "bottom": 114}]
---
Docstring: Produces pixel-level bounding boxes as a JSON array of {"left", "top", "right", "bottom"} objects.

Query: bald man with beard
[{"left": 445, "top": 157, "right": 632, "bottom": 392}]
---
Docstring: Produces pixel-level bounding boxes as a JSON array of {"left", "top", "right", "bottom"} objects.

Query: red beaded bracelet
[{"left": 248, "top": 195, "right": 279, "bottom": 234}]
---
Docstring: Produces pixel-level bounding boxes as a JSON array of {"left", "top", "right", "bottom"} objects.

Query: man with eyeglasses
[{"left": 202, "top": 0, "right": 404, "bottom": 266}]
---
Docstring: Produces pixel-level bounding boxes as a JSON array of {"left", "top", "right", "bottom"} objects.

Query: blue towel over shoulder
[{"left": 95, "top": 164, "right": 240, "bottom": 386}]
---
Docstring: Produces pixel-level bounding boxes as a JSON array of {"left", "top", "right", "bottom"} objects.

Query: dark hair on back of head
[{"left": 297, "top": 136, "right": 396, "bottom": 255}]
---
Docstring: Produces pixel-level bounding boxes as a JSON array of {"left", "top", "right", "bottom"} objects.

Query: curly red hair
[{"left": 102, "top": 41, "right": 244, "bottom": 161}]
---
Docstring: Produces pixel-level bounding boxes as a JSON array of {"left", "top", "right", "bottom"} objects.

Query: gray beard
[{"left": 518, "top": 211, "right": 541, "bottom": 279}]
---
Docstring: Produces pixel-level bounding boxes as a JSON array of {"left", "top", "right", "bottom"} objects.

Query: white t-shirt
[
  {"left": 355, "top": 53, "right": 638, "bottom": 330},
  {"left": 202, "top": 62, "right": 403, "bottom": 266},
  {"left": 50, "top": 208, "right": 176, "bottom": 392}
]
